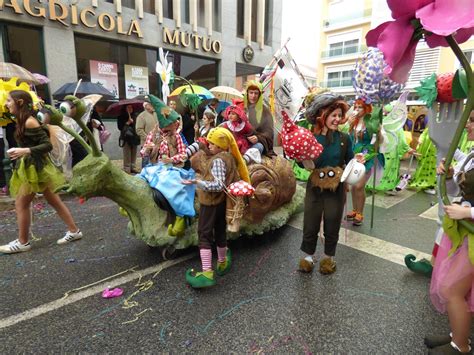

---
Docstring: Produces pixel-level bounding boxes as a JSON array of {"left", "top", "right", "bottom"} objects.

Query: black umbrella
[{"left": 53, "top": 81, "right": 115, "bottom": 100}]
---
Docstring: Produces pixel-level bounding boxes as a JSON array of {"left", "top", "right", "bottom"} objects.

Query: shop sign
[
  {"left": 90, "top": 60, "right": 119, "bottom": 99},
  {"left": 0, "top": 0, "right": 143, "bottom": 38},
  {"left": 124, "top": 65, "right": 149, "bottom": 99},
  {"left": 163, "top": 27, "right": 221, "bottom": 54}
]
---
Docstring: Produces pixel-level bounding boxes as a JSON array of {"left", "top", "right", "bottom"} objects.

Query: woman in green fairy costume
[
  {"left": 0, "top": 90, "right": 82, "bottom": 254},
  {"left": 375, "top": 104, "right": 416, "bottom": 193},
  {"left": 409, "top": 128, "right": 437, "bottom": 193}
]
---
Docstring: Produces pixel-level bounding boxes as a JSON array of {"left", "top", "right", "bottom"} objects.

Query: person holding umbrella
[{"left": 117, "top": 104, "right": 140, "bottom": 174}]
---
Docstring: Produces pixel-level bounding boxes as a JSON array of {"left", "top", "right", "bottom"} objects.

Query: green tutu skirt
[{"left": 10, "top": 158, "right": 65, "bottom": 197}]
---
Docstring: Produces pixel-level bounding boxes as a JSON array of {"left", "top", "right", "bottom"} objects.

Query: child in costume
[
  {"left": 426, "top": 113, "right": 474, "bottom": 354},
  {"left": 138, "top": 95, "right": 194, "bottom": 237},
  {"left": 298, "top": 92, "right": 363, "bottom": 275},
  {"left": 0, "top": 90, "right": 82, "bottom": 254},
  {"left": 346, "top": 98, "right": 385, "bottom": 226},
  {"left": 220, "top": 104, "right": 261, "bottom": 164},
  {"left": 182, "top": 127, "right": 250, "bottom": 288}
]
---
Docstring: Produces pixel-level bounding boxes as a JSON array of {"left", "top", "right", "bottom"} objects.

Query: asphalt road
[{"left": 0, "top": 193, "right": 452, "bottom": 353}]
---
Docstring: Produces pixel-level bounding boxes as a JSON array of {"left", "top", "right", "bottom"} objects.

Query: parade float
[{"left": 37, "top": 95, "right": 304, "bottom": 259}]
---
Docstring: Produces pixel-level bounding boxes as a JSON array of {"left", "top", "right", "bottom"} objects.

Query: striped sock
[
  {"left": 186, "top": 142, "right": 200, "bottom": 158},
  {"left": 217, "top": 246, "right": 227, "bottom": 263},
  {"left": 200, "top": 248, "right": 213, "bottom": 271},
  {"left": 243, "top": 154, "right": 250, "bottom": 164}
]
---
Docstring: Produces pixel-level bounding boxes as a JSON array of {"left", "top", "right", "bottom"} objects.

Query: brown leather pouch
[{"left": 310, "top": 167, "right": 343, "bottom": 191}]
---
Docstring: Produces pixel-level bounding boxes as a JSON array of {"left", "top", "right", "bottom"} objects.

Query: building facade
[{"left": 0, "top": 0, "right": 282, "bottom": 102}]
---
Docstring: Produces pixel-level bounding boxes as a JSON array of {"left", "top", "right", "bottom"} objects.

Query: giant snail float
[{"left": 38, "top": 95, "right": 304, "bottom": 259}]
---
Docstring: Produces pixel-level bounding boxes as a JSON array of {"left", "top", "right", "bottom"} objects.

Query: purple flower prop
[
  {"left": 366, "top": 0, "right": 474, "bottom": 83},
  {"left": 352, "top": 47, "right": 404, "bottom": 104}
]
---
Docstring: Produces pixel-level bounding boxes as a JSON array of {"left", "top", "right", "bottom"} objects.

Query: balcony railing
[
  {"left": 321, "top": 44, "right": 367, "bottom": 59},
  {"left": 322, "top": 8, "right": 372, "bottom": 28},
  {"left": 319, "top": 79, "right": 353, "bottom": 88}
]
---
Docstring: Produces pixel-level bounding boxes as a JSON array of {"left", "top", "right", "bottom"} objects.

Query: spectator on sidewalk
[{"left": 136, "top": 101, "right": 158, "bottom": 167}]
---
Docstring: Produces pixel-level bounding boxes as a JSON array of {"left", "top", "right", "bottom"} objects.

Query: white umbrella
[{"left": 210, "top": 86, "right": 243, "bottom": 102}]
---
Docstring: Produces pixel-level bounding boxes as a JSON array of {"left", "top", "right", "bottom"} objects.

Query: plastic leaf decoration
[
  {"left": 352, "top": 48, "right": 404, "bottom": 104},
  {"left": 179, "top": 90, "right": 202, "bottom": 112},
  {"left": 415, "top": 73, "right": 438, "bottom": 108}
]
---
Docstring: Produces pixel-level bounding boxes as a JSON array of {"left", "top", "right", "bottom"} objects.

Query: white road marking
[
  {"left": 288, "top": 212, "right": 431, "bottom": 266},
  {"left": 419, "top": 203, "right": 440, "bottom": 221},
  {"left": 0, "top": 253, "right": 195, "bottom": 331}
]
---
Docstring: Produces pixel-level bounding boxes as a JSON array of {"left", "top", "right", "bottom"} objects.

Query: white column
[
  {"left": 173, "top": 0, "right": 181, "bottom": 28},
  {"left": 257, "top": 0, "right": 265, "bottom": 49},
  {"left": 136, "top": 0, "right": 144, "bottom": 18},
  {"left": 189, "top": 0, "right": 198, "bottom": 32},
  {"left": 114, "top": 0, "right": 122, "bottom": 13},
  {"left": 156, "top": 0, "right": 163, "bottom": 23},
  {"left": 205, "top": 0, "right": 212, "bottom": 35},
  {"left": 244, "top": 0, "right": 252, "bottom": 46}
]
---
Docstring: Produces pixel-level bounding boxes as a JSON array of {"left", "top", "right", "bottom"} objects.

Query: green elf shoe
[
  {"left": 168, "top": 216, "right": 186, "bottom": 237},
  {"left": 185, "top": 269, "right": 216, "bottom": 288},
  {"left": 405, "top": 254, "right": 433, "bottom": 277},
  {"left": 216, "top": 249, "right": 232, "bottom": 276}
]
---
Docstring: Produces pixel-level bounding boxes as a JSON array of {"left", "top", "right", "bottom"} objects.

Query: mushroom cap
[
  {"left": 228, "top": 180, "right": 255, "bottom": 196},
  {"left": 280, "top": 110, "right": 323, "bottom": 161}
]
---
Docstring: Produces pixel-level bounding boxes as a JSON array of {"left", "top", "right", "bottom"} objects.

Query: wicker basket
[{"left": 226, "top": 196, "right": 245, "bottom": 233}]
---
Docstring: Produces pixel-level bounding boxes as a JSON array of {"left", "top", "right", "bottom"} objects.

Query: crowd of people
[{"left": 0, "top": 81, "right": 472, "bottom": 354}]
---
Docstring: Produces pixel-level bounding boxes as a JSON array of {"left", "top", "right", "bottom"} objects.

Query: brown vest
[{"left": 196, "top": 151, "right": 239, "bottom": 206}]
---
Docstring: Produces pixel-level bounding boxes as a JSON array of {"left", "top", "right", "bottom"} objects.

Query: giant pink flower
[{"left": 366, "top": 0, "right": 474, "bottom": 83}]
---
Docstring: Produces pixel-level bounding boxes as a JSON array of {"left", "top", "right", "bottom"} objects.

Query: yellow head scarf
[{"left": 206, "top": 127, "right": 250, "bottom": 183}]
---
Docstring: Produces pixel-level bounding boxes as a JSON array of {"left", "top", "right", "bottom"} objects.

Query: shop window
[
  {"left": 213, "top": 0, "right": 221, "bottom": 32},
  {"left": 264, "top": 0, "right": 272, "bottom": 45},
  {"left": 250, "top": 0, "right": 257, "bottom": 42},
  {"left": 74, "top": 35, "right": 216, "bottom": 102},
  {"left": 143, "top": 0, "right": 155, "bottom": 14},
  {"left": 237, "top": 0, "right": 244, "bottom": 38},
  {"left": 456, "top": 50, "right": 474, "bottom": 68},
  {"left": 121, "top": 0, "right": 135, "bottom": 9},
  {"left": 326, "top": 69, "right": 352, "bottom": 87},
  {"left": 162, "top": 0, "right": 173, "bottom": 18},
  {"left": 170, "top": 53, "right": 217, "bottom": 89},
  {"left": 1, "top": 23, "right": 49, "bottom": 103},
  {"left": 328, "top": 39, "right": 359, "bottom": 57},
  {"left": 75, "top": 35, "right": 155, "bottom": 100}
]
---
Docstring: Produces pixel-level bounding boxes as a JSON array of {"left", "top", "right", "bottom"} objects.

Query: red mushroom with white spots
[{"left": 280, "top": 110, "right": 323, "bottom": 170}]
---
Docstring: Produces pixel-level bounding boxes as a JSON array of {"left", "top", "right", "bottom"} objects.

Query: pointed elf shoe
[
  {"left": 216, "top": 249, "right": 232, "bottom": 276},
  {"left": 185, "top": 269, "right": 216, "bottom": 288},
  {"left": 405, "top": 254, "right": 433, "bottom": 277}
]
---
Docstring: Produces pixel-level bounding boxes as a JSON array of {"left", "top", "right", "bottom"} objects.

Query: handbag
[
  {"left": 99, "top": 128, "right": 111, "bottom": 144},
  {"left": 119, "top": 125, "right": 140, "bottom": 147}
]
